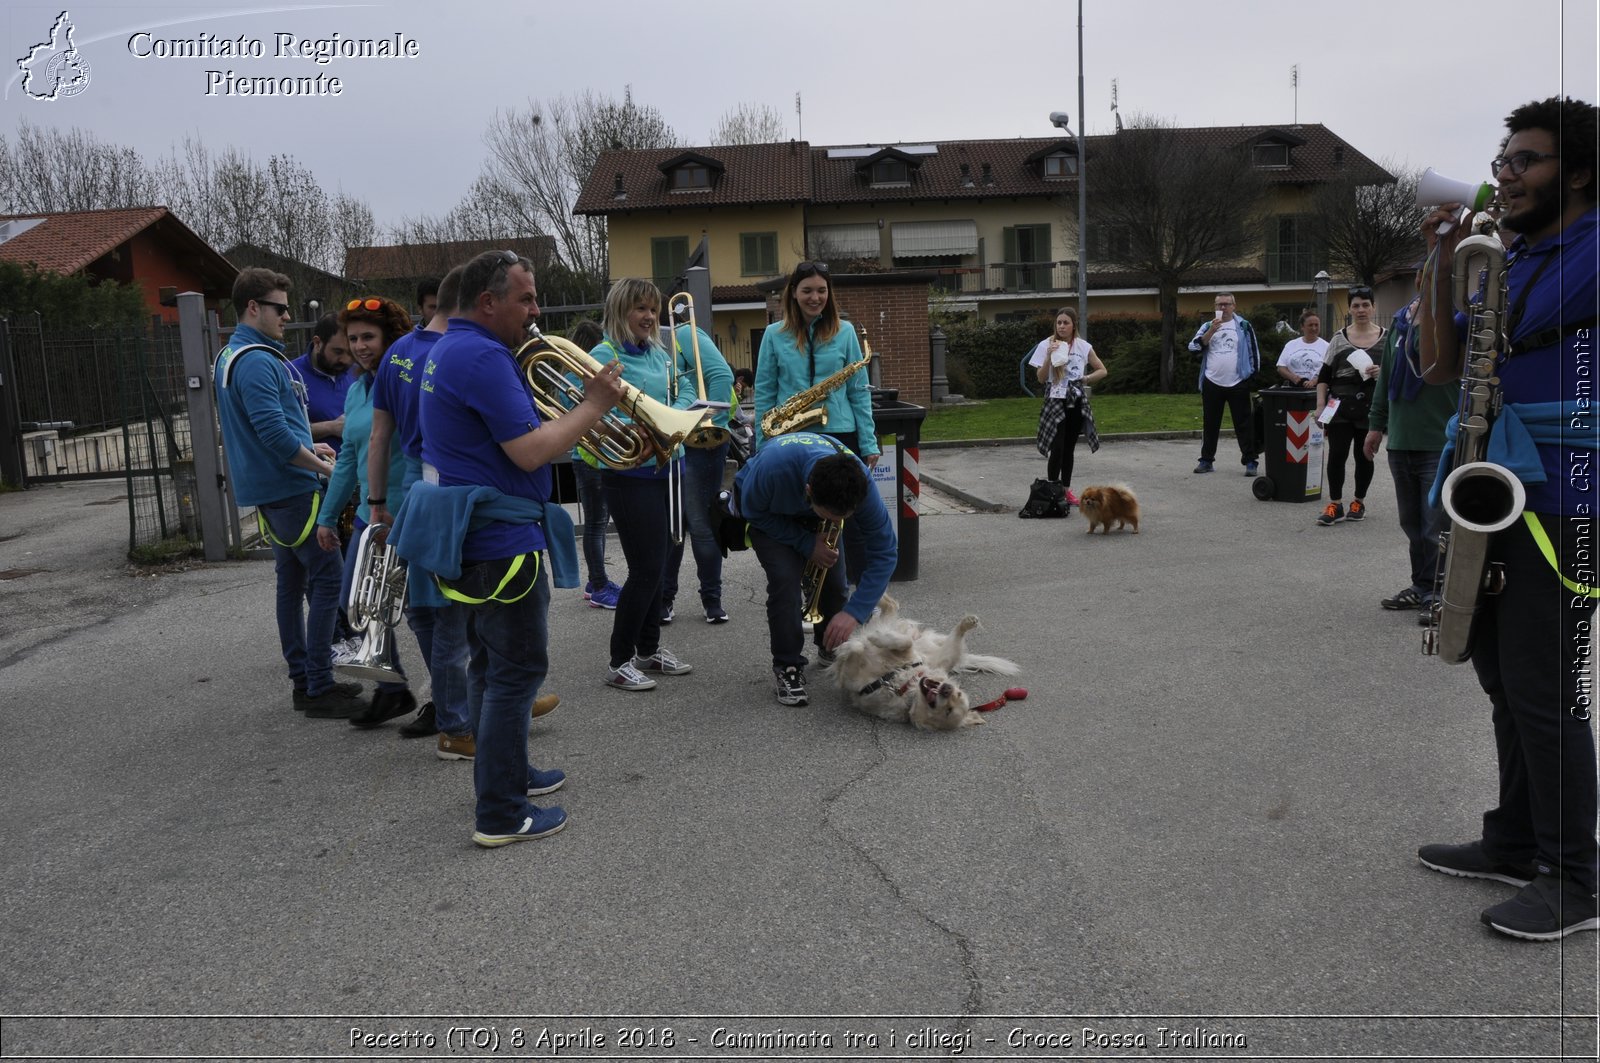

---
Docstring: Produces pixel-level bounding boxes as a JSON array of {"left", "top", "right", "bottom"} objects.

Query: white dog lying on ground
[{"left": 824, "top": 595, "right": 1020, "bottom": 730}]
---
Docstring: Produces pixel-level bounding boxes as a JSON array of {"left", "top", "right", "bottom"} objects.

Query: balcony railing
[{"left": 923, "top": 261, "right": 1079, "bottom": 296}]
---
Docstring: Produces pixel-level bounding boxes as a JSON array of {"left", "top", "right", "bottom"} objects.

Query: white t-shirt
[
  {"left": 1277, "top": 337, "right": 1329, "bottom": 383},
  {"left": 1028, "top": 337, "right": 1092, "bottom": 400},
  {"left": 1204, "top": 320, "right": 1244, "bottom": 387}
]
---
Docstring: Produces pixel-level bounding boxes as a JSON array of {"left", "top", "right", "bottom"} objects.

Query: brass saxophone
[
  {"left": 801, "top": 518, "right": 844, "bottom": 625},
  {"left": 761, "top": 339, "right": 874, "bottom": 439},
  {"left": 1423, "top": 214, "right": 1527, "bottom": 662}
]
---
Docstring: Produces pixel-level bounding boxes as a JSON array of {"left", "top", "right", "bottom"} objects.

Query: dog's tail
[{"left": 954, "top": 653, "right": 1021, "bottom": 676}]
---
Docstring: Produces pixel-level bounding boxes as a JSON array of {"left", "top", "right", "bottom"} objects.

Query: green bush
[{"left": 0, "top": 261, "right": 148, "bottom": 328}]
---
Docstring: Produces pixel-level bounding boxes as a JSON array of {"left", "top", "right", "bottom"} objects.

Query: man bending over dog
[{"left": 733, "top": 432, "right": 896, "bottom": 706}]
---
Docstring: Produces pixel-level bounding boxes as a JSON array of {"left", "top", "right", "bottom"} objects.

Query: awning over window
[
  {"left": 892, "top": 220, "right": 978, "bottom": 257},
  {"left": 809, "top": 223, "right": 879, "bottom": 258}
]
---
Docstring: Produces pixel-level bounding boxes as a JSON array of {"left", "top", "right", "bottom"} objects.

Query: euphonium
[
  {"left": 761, "top": 339, "right": 874, "bottom": 439},
  {"left": 666, "top": 292, "right": 732, "bottom": 449},
  {"left": 516, "top": 325, "right": 710, "bottom": 470},
  {"left": 801, "top": 518, "right": 844, "bottom": 625},
  {"left": 1424, "top": 213, "right": 1525, "bottom": 663},
  {"left": 338, "top": 522, "right": 408, "bottom": 684}
]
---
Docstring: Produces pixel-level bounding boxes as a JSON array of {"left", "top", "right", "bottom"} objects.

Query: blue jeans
[
  {"left": 459, "top": 557, "right": 552, "bottom": 833},
  {"left": 1387, "top": 449, "right": 1444, "bottom": 595},
  {"left": 601, "top": 472, "right": 670, "bottom": 668},
  {"left": 573, "top": 461, "right": 610, "bottom": 587},
  {"left": 749, "top": 523, "right": 848, "bottom": 671},
  {"left": 259, "top": 492, "right": 343, "bottom": 696},
  {"left": 662, "top": 441, "right": 729, "bottom": 611},
  {"left": 405, "top": 602, "right": 471, "bottom": 731}
]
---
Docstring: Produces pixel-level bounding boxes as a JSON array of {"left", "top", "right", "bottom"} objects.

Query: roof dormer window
[
  {"left": 871, "top": 159, "right": 910, "bottom": 187},
  {"left": 671, "top": 164, "right": 711, "bottom": 190},
  {"left": 1252, "top": 142, "right": 1290, "bottom": 169},
  {"left": 1043, "top": 153, "right": 1078, "bottom": 179}
]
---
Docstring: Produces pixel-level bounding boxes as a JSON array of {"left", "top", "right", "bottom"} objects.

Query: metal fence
[{"left": 0, "top": 316, "right": 200, "bottom": 556}]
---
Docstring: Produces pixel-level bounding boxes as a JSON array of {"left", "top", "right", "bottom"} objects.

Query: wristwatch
[{"left": 366, "top": 496, "right": 386, "bottom": 506}]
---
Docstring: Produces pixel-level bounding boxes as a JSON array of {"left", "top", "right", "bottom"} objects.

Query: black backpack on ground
[{"left": 1019, "top": 478, "right": 1069, "bottom": 519}]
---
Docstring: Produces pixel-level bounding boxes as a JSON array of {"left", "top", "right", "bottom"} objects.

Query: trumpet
[
  {"left": 666, "top": 292, "right": 732, "bottom": 449},
  {"left": 801, "top": 518, "right": 844, "bottom": 625},
  {"left": 516, "top": 325, "right": 710, "bottom": 470},
  {"left": 338, "top": 522, "right": 408, "bottom": 684}
]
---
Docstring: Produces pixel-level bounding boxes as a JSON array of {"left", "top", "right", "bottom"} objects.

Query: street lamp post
[
  {"left": 1313, "top": 271, "right": 1330, "bottom": 334},
  {"left": 1049, "top": 0, "right": 1088, "bottom": 329}
]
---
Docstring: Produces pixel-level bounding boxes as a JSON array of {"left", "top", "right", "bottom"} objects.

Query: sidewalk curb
[
  {"left": 920, "top": 472, "right": 1011, "bottom": 514},
  {"left": 916, "top": 432, "right": 1205, "bottom": 513}
]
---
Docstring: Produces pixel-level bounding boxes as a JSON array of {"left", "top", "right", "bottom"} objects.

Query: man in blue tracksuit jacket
[
  {"left": 733, "top": 431, "right": 897, "bottom": 707},
  {"left": 1187, "top": 291, "right": 1261, "bottom": 475},
  {"left": 213, "top": 268, "right": 363, "bottom": 718}
]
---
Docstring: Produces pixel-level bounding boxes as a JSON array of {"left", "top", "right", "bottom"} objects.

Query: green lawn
[{"left": 920, "top": 393, "right": 1205, "bottom": 441}]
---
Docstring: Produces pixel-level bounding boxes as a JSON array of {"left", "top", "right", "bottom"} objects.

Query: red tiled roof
[
  {"left": 575, "top": 142, "right": 813, "bottom": 215},
  {"left": 577, "top": 125, "right": 1390, "bottom": 215},
  {"left": 0, "top": 206, "right": 171, "bottom": 273},
  {"left": 345, "top": 236, "right": 556, "bottom": 280}
]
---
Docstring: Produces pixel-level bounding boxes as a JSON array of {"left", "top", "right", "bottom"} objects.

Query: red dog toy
[{"left": 974, "top": 687, "right": 1029, "bottom": 713}]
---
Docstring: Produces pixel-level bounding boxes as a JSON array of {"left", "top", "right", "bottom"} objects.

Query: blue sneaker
[
  {"left": 582, "top": 580, "right": 601, "bottom": 601},
  {"left": 527, "top": 766, "right": 566, "bottom": 796},
  {"left": 1193, "top": 459, "right": 1215, "bottom": 474},
  {"left": 472, "top": 805, "right": 567, "bottom": 848},
  {"left": 1244, "top": 460, "right": 1259, "bottom": 476},
  {"left": 588, "top": 581, "right": 621, "bottom": 609}
]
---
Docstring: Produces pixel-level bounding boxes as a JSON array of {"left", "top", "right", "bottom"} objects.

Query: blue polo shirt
[
  {"left": 289, "top": 351, "right": 354, "bottom": 454},
  {"left": 371, "top": 325, "right": 437, "bottom": 461},
  {"left": 418, "top": 318, "right": 548, "bottom": 562},
  {"left": 1499, "top": 207, "right": 1599, "bottom": 516}
]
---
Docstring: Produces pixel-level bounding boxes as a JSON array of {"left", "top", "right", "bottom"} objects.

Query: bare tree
[
  {"left": 710, "top": 102, "right": 788, "bottom": 146},
  {"left": 0, "top": 120, "right": 160, "bottom": 213},
  {"left": 472, "top": 86, "right": 680, "bottom": 283},
  {"left": 1304, "top": 162, "right": 1423, "bottom": 287},
  {"left": 1088, "top": 115, "right": 1272, "bottom": 392}
]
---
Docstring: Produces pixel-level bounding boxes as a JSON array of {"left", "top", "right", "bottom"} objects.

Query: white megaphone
[{"left": 1418, "top": 168, "right": 1496, "bottom": 233}]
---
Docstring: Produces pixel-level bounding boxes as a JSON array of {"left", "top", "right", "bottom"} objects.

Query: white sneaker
[
  {"left": 633, "top": 649, "right": 692, "bottom": 676},
  {"left": 330, "top": 638, "right": 362, "bottom": 665},
  {"left": 605, "top": 661, "right": 657, "bottom": 691}
]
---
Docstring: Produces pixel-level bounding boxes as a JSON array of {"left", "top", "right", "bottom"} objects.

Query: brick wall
[{"left": 763, "top": 277, "right": 932, "bottom": 406}]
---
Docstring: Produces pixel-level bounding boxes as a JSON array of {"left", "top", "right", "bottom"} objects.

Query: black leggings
[
  {"left": 1324, "top": 420, "right": 1374, "bottom": 501},
  {"left": 1046, "top": 402, "right": 1084, "bottom": 486}
]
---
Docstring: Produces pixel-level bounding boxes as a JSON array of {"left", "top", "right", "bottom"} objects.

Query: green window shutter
[
  {"left": 1265, "top": 218, "right": 1282, "bottom": 284},
  {"left": 1002, "top": 226, "right": 1018, "bottom": 290}
]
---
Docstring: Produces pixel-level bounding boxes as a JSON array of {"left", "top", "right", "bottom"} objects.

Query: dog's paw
[{"left": 956, "top": 615, "right": 979, "bottom": 636}]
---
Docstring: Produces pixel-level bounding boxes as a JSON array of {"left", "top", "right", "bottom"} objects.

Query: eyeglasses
[
  {"left": 796, "top": 260, "right": 830, "bottom": 276},
  {"left": 256, "top": 299, "right": 291, "bottom": 317},
  {"left": 347, "top": 297, "right": 383, "bottom": 312},
  {"left": 1349, "top": 286, "right": 1374, "bottom": 299},
  {"left": 1490, "top": 150, "right": 1558, "bottom": 178}
]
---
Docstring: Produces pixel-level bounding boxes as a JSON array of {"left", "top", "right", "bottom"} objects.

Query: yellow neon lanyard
[
  {"left": 437, "top": 551, "right": 539, "bottom": 605},
  {"left": 256, "top": 492, "right": 321, "bottom": 549},
  {"left": 1523, "top": 512, "right": 1600, "bottom": 598}
]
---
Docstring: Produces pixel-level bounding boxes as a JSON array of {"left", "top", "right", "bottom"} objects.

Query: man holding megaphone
[{"left": 1413, "top": 96, "right": 1599, "bottom": 943}]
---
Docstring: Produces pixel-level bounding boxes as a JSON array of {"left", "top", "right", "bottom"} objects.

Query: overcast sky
[{"left": 2, "top": 0, "right": 1596, "bottom": 231}]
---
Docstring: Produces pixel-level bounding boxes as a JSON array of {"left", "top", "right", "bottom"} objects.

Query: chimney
[{"left": 613, "top": 173, "right": 626, "bottom": 200}]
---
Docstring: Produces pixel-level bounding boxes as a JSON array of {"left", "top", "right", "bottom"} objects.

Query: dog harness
[{"left": 856, "top": 661, "right": 923, "bottom": 699}]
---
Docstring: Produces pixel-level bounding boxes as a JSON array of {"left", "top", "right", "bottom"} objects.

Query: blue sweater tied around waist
[{"left": 389, "top": 481, "right": 578, "bottom": 589}]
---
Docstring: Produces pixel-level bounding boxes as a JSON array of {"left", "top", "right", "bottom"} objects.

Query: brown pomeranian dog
[{"left": 1079, "top": 485, "right": 1140, "bottom": 534}]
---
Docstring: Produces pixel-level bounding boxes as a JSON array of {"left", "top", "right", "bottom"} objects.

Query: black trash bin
[
  {"left": 1253, "top": 387, "right": 1324, "bottom": 503},
  {"left": 870, "top": 396, "right": 927, "bottom": 581}
]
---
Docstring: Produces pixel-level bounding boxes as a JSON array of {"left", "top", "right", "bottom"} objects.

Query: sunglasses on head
[
  {"left": 1349, "top": 286, "right": 1374, "bottom": 300},
  {"left": 795, "top": 260, "right": 830, "bottom": 276},
  {"left": 346, "top": 297, "right": 382, "bottom": 312},
  {"left": 256, "top": 299, "right": 291, "bottom": 317}
]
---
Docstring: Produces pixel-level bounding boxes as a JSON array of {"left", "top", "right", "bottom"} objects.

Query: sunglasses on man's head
[
  {"left": 256, "top": 299, "right": 291, "bottom": 317},
  {"left": 347, "top": 297, "right": 383, "bottom": 312}
]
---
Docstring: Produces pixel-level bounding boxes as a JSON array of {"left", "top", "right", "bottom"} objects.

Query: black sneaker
[
  {"left": 1418, "top": 840, "right": 1536, "bottom": 887},
  {"left": 302, "top": 682, "right": 365, "bottom": 719},
  {"left": 1244, "top": 460, "right": 1259, "bottom": 476},
  {"left": 398, "top": 701, "right": 438, "bottom": 738},
  {"left": 773, "top": 665, "right": 808, "bottom": 706},
  {"left": 349, "top": 688, "right": 417, "bottom": 730},
  {"left": 1481, "top": 873, "right": 1600, "bottom": 941},
  {"left": 1316, "top": 501, "right": 1345, "bottom": 526},
  {"left": 704, "top": 604, "right": 730, "bottom": 624},
  {"left": 1193, "top": 459, "right": 1215, "bottom": 474},
  {"left": 660, "top": 604, "right": 675, "bottom": 625},
  {"left": 1382, "top": 587, "right": 1424, "bottom": 611}
]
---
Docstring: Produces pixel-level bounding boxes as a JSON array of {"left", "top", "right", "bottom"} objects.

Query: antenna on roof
[
  {"left": 1291, "top": 65, "right": 1298, "bottom": 125},
  {"left": 1111, "top": 78, "right": 1122, "bottom": 132},
  {"left": 795, "top": 91, "right": 803, "bottom": 142}
]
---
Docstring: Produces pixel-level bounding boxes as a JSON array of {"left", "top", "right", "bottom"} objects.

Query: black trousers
[
  {"left": 1199, "top": 378, "right": 1257, "bottom": 465},
  {"left": 600, "top": 472, "right": 669, "bottom": 669},
  {"left": 1323, "top": 420, "right": 1375, "bottom": 502},
  {"left": 1471, "top": 512, "right": 1598, "bottom": 892},
  {"left": 749, "top": 523, "right": 847, "bottom": 671},
  {"left": 1046, "top": 402, "right": 1084, "bottom": 486}
]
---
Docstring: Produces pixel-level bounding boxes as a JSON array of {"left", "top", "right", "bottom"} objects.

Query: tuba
[
  {"left": 666, "top": 292, "right": 733, "bottom": 449},
  {"left": 516, "top": 325, "right": 710, "bottom": 470},
  {"left": 338, "top": 522, "right": 408, "bottom": 684},
  {"left": 761, "top": 338, "right": 874, "bottom": 439},
  {"left": 1423, "top": 214, "right": 1525, "bottom": 663}
]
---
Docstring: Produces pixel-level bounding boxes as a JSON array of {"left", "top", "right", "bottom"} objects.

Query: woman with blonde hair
[{"left": 588, "top": 278, "right": 697, "bottom": 692}]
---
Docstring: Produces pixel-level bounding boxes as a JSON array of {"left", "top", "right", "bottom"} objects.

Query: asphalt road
[{"left": 1, "top": 440, "right": 1595, "bottom": 1061}]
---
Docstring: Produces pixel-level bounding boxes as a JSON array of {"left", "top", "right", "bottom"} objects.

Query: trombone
[{"left": 666, "top": 292, "right": 732, "bottom": 449}]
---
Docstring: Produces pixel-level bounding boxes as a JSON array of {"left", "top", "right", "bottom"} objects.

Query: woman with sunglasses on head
[
  {"left": 314, "top": 295, "right": 418, "bottom": 727},
  {"left": 1028, "top": 306, "right": 1108, "bottom": 507},
  {"left": 587, "top": 278, "right": 697, "bottom": 692},
  {"left": 1314, "top": 285, "right": 1385, "bottom": 526},
  {"left": 753, "top": 260, "right": 879, "bottom": 595}
]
